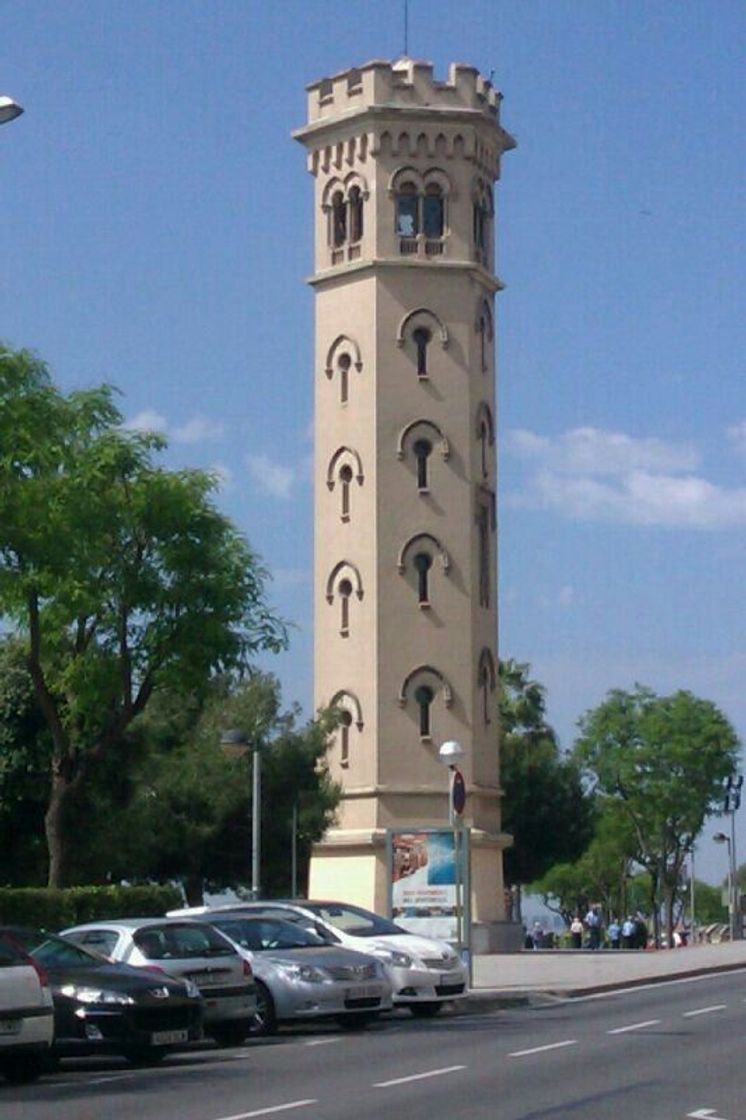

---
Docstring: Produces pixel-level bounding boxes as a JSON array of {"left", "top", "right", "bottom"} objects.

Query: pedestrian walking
[
  {"left": 570, "top": 916, "right": 584, "bottom": 949},
  {"left": 584, "top": 905, "right": 602, "bottom": 950},
  {"left": 621, "top": 915, "right": 636, "bottom": 949},
  {"left": 608, "top": 917, "right": 621, "bottom": 950}
]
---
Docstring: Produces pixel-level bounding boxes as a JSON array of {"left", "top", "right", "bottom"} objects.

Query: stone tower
[{"left": 294, "top": 59, "right": 515, "bottom": 948}]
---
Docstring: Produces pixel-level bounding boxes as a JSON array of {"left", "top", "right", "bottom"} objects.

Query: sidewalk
[{"left": 468, "top": 940, "right": 746, "bottom": 1004}]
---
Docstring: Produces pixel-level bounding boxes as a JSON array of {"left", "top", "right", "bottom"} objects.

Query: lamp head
[
  {"left": 0, "top": 96, "right": 23, "bottom": 125},
  {"left": 712, "top": 832, "right": 728, "bottom": 844},
  {"left": 438, "top": 740, "right": 465, "bottom": 767}
]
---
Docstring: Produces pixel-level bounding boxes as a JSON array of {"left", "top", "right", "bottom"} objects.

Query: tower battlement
[{"left": 306, "top": 58, "right": 503, "bottom": 125}]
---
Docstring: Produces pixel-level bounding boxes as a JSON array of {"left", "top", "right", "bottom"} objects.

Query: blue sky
[{"left": 2, "top": 1, "right": 744, "bottom": 883}]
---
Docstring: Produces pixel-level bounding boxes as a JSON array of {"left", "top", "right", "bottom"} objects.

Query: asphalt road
[{"left": 3, "top": 970, "right": 745, "bottom": 1120}]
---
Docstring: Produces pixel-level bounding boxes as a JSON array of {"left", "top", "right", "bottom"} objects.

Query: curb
[{"left": 461, "top": 959, "right": 746, "bottom": 1010}]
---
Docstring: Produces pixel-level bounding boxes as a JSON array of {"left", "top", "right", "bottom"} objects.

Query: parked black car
[{"left": 0, "top": 928, "right": 204, "bottom": 1066}]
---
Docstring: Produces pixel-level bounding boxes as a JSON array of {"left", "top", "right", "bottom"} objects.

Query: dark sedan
[{"left": 0, "top": 928, "right": 204, "bottom": 1066}]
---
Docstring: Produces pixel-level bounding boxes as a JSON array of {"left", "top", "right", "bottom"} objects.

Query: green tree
[
  {"left": 0, "top": 636, "right": 50, "bottom": 884},
  {"left": 95, "top": 674, "right": 340, "bottom": 903},
  {"left": 572, "top": 685, "right": 740, "bottom": 947},
  {"left": 499, "top": 659, "right": 595, "bottom": 909},
  {"left": 0, "top": 344, "right": 286, "bottom": 886}
]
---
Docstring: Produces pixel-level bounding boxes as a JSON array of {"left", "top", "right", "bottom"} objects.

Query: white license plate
[
  {"left": 150, "top": 1029, "right": 188, "bottom": 1046},
  {"left": 345, "top": 986, "right": 382, "bottom": 1000},
  {"left": 0, "top": 1020, "right": 21, "bottom": 1035},
  {"left": 440, "top": 975, "right": 461, "bottom": 988}
]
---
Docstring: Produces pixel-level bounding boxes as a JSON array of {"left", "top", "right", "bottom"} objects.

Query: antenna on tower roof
[{"left": 403, "top": 0, "right": 409, "bottom": 56}]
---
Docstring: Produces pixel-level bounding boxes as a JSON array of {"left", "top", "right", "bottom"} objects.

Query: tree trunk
[
  {"left": 184, "top": 873, "right": 205, "bottom": 907},
  {"left": 45, "top": 769, "right": 72, "bottom": 888}
]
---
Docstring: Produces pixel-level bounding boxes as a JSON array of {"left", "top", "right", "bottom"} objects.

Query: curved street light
[
  {"left": 221, "top": 729, "right": 263, "bottom": 900},
  {"left": 438, "top": 740, "right": 466, "bottom": 960},
  {"left": 0, "top": 96, "right": 24, "bottom": 126},
  {"left": 713, "top": 831, "right": 735, "bottom": 941}
]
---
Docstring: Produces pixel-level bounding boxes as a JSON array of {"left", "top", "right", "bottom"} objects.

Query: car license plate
[
  {"left": 0, "top": 1020, "right": 21, "bottom": 1035},
  {"left": 150, "top": 1029, "right": 188, "bottom": 1046},
  {"left": 345, "top": 986, "right": 381, "bottom": 1000}
]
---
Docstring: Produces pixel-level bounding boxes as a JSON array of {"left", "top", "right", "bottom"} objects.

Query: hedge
[{"left": 0, "top": 884, "right": 183, "bottom": 929}]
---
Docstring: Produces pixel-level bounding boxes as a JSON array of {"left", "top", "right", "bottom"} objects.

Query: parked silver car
[
  {"left": 172, "top": 900, "right": 466, "bottom": 1016},
  {"left": 182, "top": 911, "right": 392, "bottom": 1035},
  {"left": 62, "top": 917, "right": 256, "bottom": 1046}
]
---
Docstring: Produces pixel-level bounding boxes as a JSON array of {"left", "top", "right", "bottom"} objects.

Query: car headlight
[
  {"left": 372, "top": 948, "right": 413, "bottom": 969},
  {"left": 275, "top": 962, "right": 330, "bottom": 984},
  {"left": 60, "top": 984, "right": 134, "bottom": 1005}
]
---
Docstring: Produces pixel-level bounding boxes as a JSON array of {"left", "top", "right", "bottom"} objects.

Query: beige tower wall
[{"left": 297, "top": 59, "right": 517, "bottom": 947}]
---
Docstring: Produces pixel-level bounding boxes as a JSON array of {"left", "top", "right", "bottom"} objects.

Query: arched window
[
  {"left": 479, "top": 420, "right": 490, "bottom": 479},
  {"left": 423, "top": 184, "right": 444, "bottom": 239},
  {"left": 477, "top": 504, "right": 490, "bottom": 607},
  {"left": 339, "top": 464, "right": 353, "bottom": 520},
  {"left": 413, "top": 552, "right": 432, "bottom": 606},
  {"left": 349, "top": 186, "right": 364, "bottom": 243},
  {"left": 339, "top": 709, "right": 352, "bottom": 768},
  {"left": 414, "top": 685, "right": 434, "bottom": 738},
  {"left": 413, "top": 438, "right": 432, "bottom": 490},
  {"left": 338, "top": 578, "right": 353, "bottom": 636},
  {"left": 338, "top": 352, "right": 351, "bottom": 404},
  {"left": 331, "top": 190, "right": 347, "bottom": 248},
  {"left": 396, "top": 181, "right": 419, "bottom": 237},
  {"left": 413, "top": 327, "right": 431, "bottom": 377}
]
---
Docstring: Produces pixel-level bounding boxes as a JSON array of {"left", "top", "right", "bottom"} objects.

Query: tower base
[{"left": 308, "top": 826, "right": 514, "bottom": 952}]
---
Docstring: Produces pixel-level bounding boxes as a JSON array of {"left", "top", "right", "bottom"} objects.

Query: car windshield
[
  {"left": 134, "top": 923, "right": 236, "bottom": 960},
  {"left": 3, "top": 928, "right": 103, "bottom": 969},
  {"left": 214, "top": 917, "right": 326, "bottom": 952},
  {"left": 303, "top": 903, "right": 406, "bottom": 937}
]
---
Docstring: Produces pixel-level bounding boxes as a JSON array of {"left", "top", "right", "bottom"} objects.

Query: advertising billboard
[{"left": 387, "top": 828, "right": 470, "bottom": 944}]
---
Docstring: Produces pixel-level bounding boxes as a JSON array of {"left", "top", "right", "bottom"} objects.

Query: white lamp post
[
  {"left": 713, "top": 831, "right": 734, "bottom": 941},
  {"left": 438, "top": 740, "right": 466, "bottom": 957},
  {"left": 0, "top": 96, "right": 23, "bottom": 126},
  {"left": 221, "top": 729, "right": 263, "bottom": 900}
]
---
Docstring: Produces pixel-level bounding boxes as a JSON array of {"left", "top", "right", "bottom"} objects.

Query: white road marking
[
  {"left": 607, "top": 1019, "right": 661, "bottom": 1034},
  {"left": 373, "top": 1064, "right": 466, "bottom": 1088},
  {"left": 688, "top": 1109, "right": 730, "bottom": 1119},
  {"left": 214, "top": 1101, "right": 318, "bottom": 1119},
  {"left": 305, "top": 1037, "right": 344, "bottom": 1047},
  {"left": 509, "top": 1040, "right": 578, "bottom": 1057},
  {"left": 683, "top": 1005, "right": 727, "bottom": 1018}
]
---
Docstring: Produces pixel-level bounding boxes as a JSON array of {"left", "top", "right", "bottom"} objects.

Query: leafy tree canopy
[
  {"left": 0, "top": 343, "right": 287, "bottom": 886},
  {"left": 499, "top": 658, "right": 595, "bottom": 890}
]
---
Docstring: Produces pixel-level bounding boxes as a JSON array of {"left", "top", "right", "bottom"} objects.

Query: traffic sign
[{"left": 452, "top": 768, "right": 466, "bottom": 816}]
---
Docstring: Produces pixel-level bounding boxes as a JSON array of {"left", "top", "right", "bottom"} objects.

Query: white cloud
[
  {"left": 209, "top": 462, "right": 234, "bottom": 491},
  {"left": 506, "top": 426, "right": 746, "bottom": 530},
  {"left": 172, "top": 415, "right": 225, "bottom": 444},
  {"left": 727, "top": 420, "right": 746, "bottom": 454},
  {"left": 125, "top": 408, "right": 168, "bottom": 433},
  {"left": 506, "top": 426, "right": 699, "bottom": 475},
  {"left": 246, "top": 453, "right": 294, "bottom": 499}
]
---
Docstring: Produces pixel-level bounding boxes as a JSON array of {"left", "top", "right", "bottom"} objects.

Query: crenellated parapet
[{"left": 306, "top": 58, "right": 504, "bottom": 122}]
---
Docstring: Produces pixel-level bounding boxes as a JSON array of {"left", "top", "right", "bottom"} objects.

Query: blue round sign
[{"left": 452, "top": 768, "right": 466, "bottom": 815}]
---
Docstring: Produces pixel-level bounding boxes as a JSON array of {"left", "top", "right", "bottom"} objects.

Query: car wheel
[
  {"left": 123, "top": 1047, "right": 168, "bottom": 1066},
  {"left": 209, "top": 1020, "right": 253, "bottom": 1047},
  {"left": 335, "top": 1012, "right": 378, "bottom": 1030},
  {"left": 249, "top": 980, "right": 277, "bottom": 1037},
  {"left": 2, "top": 1054, "right": 45, "bottom": 1083},
  {"left": 409, "top": 1002, "right": 442, "bottom": 1018}
]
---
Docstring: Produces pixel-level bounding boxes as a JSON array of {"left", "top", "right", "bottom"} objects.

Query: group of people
[
  {"left": 569, "top": 908, "right": 648, "bottom": 950},
  {"left": 526, "top": 908, "right": 650, "bottom": 950}
]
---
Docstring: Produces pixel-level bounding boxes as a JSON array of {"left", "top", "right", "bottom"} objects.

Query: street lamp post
[
  {"left": 723, "top": 775, "right": 743, "bottom": 940},
  {"left": 438, "top": 740, "right": 466, "bottom": 959},
  {"left": 221, "top": 729, "right": 263, "bottom": 900},
  {"left": 713, "top": 832, "right": 734, "bottom": 941},
  {"left": 0, "top": 96, "right": 24, "bottom": 126}
]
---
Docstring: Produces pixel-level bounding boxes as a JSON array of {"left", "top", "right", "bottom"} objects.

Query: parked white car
[
  {"left": 170, "top": 900, "right": 467, "bottom": 1017},
  {"left": 62, "top": 917, "right": 256, "bottom": 1046},
  {"left": 0, "top": 934, "right": 54, "bottom": 1083}
]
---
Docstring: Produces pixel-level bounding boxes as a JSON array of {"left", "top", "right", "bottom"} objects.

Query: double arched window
[
  {"left": 323, "top": 175, "right": 368, "bottom": 264},
  {"left": 473, "top": 178, "right": 493, "bottom": 268},
  {"left": 390, "top": 167, "right": 451, "bottom": 258}
]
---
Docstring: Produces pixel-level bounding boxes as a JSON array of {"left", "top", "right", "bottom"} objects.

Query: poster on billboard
[{"left": 387, "top": 828, "right": 470, "bottom": 943}]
